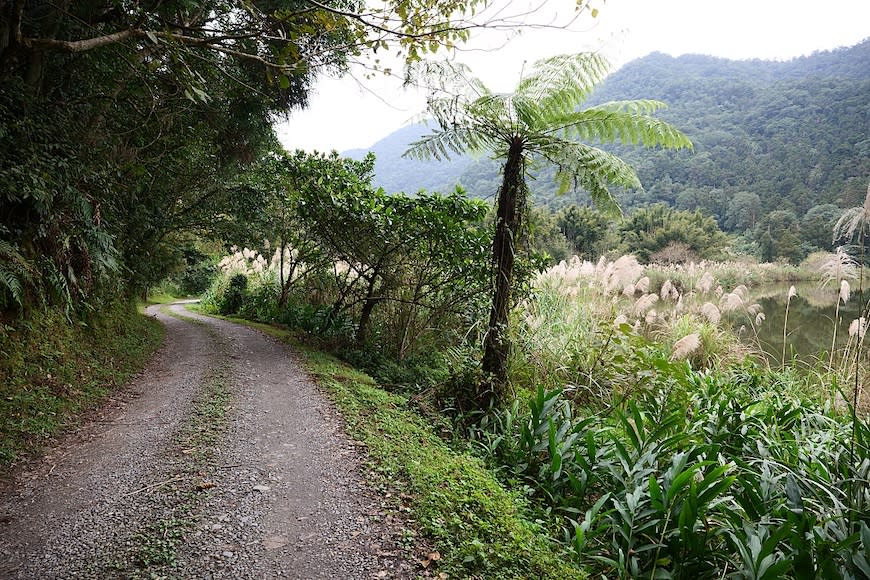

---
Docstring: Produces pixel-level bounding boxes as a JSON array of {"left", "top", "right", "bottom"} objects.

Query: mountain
[
  {"left": 344, "top": 123, "right": 474, "bottom": 195},
  {"left": 342, "top": 39, "right": 870, "bottom": 228}
]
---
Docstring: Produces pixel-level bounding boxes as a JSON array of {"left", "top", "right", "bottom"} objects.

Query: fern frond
[
  {"left": 545, "top": 108, "right": 693, "bottom": 150},
  {"left": 592, "top": 99, "right": 669, "bottom": 115},
  {"left": 517, "top": 53, "right": 610, "bottom": 117},
  {"left": 0, "top": 267, "right": 24, "bottom": 308},
  {"left": 537, "top": 139, "right": 641, "bottom": 216},
  {"left": 403, "top": 127, "right": 486, "bottom": 161},
  {"left": 0, "top": 240, "right": 38, "bottom": 309}
]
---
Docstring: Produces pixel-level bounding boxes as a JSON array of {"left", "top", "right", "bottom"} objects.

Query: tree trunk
[
  {"left": 480, "top": 138, "right": 524, "bottom": 406},
  {"left": 356, "top": 274, "right": 380, "bottom": 345}
]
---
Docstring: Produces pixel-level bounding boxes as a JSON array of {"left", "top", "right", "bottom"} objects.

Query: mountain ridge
[{"left": 342, "top": 39, "right": 870, "bottom": 223}]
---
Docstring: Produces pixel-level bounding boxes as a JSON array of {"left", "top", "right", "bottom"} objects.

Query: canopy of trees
[{"left": 2, "top": 0, "right": 596, "bottom": 315}]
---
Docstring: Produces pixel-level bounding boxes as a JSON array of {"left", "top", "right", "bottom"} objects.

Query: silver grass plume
[
  {"left": 817, "top": 247, "right": 858, "bottom": 286},
  {"left": 634, "top": 293, "right": 659, "bottom": 316},
  {"left": 700, "top": 302, "right": 721, "bottom": 324},
  {"left": 849, "top": 317, "right": 867, "bottom": 339},
  {"left": 606, "top": 255, "right": 643, "bottom": 294},
  {"left": 833, "top": 185, "right": 870, "bottom": 244},
  {"left": 697, "top": 271, "right": 715, "bottom": 295},
  {"left": 636, "top": 276, "right": 651, "bottom": 294},
  {"left": 841, "top": 279, "right": 851, "bottom": 304},
  {"left": 672, "top": 333, "right": 701, "bottom": 360},
  {"left": 660, "top": 279, "right": 673, "bottom": 301},
  {"left": 720, "top": 292, "right": 744, "bottom": 312}
]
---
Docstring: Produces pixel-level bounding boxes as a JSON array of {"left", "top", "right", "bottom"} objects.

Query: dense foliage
[
  {"left": 2, "top": 0, "right": 576, "bottom": 316},
  {"left": 202, "top": 150, "right": 491, "bottom": 372}
]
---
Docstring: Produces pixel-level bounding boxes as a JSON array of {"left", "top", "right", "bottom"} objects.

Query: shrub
[{"left": 471, "top": 355, "right": 870, "bottom": 578}]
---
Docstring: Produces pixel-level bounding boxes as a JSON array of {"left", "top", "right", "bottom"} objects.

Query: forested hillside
[{"left": 349, "top": 40, "right": 870, "bottom": 257}]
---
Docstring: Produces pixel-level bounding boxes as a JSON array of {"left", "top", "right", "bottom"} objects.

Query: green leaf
[{"left": 649, "top": 474, "right": 664, "bottom": 511}]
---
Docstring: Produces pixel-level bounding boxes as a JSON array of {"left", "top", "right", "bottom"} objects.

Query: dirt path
[{"left": 0, "top": 303, "right": 417, "bottom": 579}]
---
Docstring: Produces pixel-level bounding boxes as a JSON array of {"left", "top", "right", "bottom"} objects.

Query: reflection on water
[{"left": 737, "top": 281, "right": 864, "bottom": 364}]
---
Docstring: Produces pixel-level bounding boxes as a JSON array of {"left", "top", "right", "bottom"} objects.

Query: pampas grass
[
  {"left": 633, "top": 293, "right": 659, "bottom": 316},
  {"left": 700, "top": 302, "right": 721, "bottom": 324},
  {"left": 671, "top": 333, "right": 700, "bottom": 360},
  {"left": 782, "top": 285, "right": 797, "bottom": 366}
]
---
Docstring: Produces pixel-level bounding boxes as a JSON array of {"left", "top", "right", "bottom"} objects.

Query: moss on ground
[{"left": 0, "top": 301, "right": 164, "bottom": 465}]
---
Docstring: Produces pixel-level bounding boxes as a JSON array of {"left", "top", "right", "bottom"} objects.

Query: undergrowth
[
  {"left": 468, "top": 342, "right": 870, "bottom": 579},
  {"left": 0, "top": 300, "right": 163, "bottom": 465}
]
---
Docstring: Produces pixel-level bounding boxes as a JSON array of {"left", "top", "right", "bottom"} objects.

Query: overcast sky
[{"left": 276, "top": 0, "right": 870, "bottom": 152}]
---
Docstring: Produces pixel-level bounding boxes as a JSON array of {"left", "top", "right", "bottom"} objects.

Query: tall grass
[{"left": 514, "top": 256, "right": 757, "bottom": 396}]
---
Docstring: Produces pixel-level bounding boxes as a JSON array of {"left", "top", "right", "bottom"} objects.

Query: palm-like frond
[
  {"left": 406, "top": 52, "right": 692, "bottom": 203},
  {"left": 537, "top": 137, "right": 642, "bottom": 215},
  {"left": 546, "top": 106, "right": 693, "bottom": 150},
  {"left": 592, "top": 99, "right": 670, "bottom": 115},
  {"left": 403, "top": 125, "right": 489, "bottom": 161},
  {"left": 406, "top": 59, "right": 488, "bottom": 103},
  {"left": 516, "top": 53, "right": 610, "bottom": 117}
]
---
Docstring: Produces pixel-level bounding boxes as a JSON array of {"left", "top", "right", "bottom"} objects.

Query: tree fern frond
[
  {"left": 517, "top": 53, "right": 610, "bottom": 117},
  {"left": 546, "top": 108, "right": 693, "bottom": 150},
  {"left": 592, "top": 99, "right": 669, "bottom": 115},
  {"left": 406, "top": 59, "right": 489, "bottom": 102},
  {"left": 537, "top": 139, "right": 641, "bottom": 215},
  {"left": 403, "top": 127, "right": 485, "bottom": 161},
  {"left": 511, "top": 95, "right": 545, "bottom": 131}
]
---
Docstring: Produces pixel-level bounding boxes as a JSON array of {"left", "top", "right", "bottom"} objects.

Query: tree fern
[{"left": 406, "top": 52, "right": 693, "bottom": 406}]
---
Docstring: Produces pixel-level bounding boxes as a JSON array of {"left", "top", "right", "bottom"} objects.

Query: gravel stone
[{"left": 0, "top": 303, "right": 421, "bottom": 579}]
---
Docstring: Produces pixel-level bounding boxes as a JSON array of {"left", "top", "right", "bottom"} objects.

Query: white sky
[{"left": 276, "top": 0, "right": 870, "bottom": 152}]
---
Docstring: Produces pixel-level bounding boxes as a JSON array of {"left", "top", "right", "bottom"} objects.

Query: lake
[{"left": 738, "top": 281, "right": 865, "bottom": 365}]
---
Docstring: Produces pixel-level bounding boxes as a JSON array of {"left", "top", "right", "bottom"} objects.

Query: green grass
[
  {"left": 143, "top": 292, "right": 179, "bottom": 306},
  {"left": 223, "top": 318, "right": 583, "bottom": 579},
  {"left": 0, "top": 300, "right": 164, "bottom": 465}
]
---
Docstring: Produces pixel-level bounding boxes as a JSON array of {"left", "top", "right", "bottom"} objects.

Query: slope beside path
[{"left": 0, "top": 303, "right": 416, "bottom": 579}]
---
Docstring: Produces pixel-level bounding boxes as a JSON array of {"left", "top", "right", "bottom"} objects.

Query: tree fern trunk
[{"left": 481, "top": 138, "right": 524, "bottom": 406}]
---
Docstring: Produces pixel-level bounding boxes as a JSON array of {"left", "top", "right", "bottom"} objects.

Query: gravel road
[{"left": 0, "top": 303, "right": 419, "bottom": 579}]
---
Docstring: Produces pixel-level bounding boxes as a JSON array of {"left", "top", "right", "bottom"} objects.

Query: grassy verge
[
  {"left": 0, "top": 301, "right": 164, "bottom": 465},
  {"left": 224, "top": 317, "right": 584, "bottom": 579}
]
